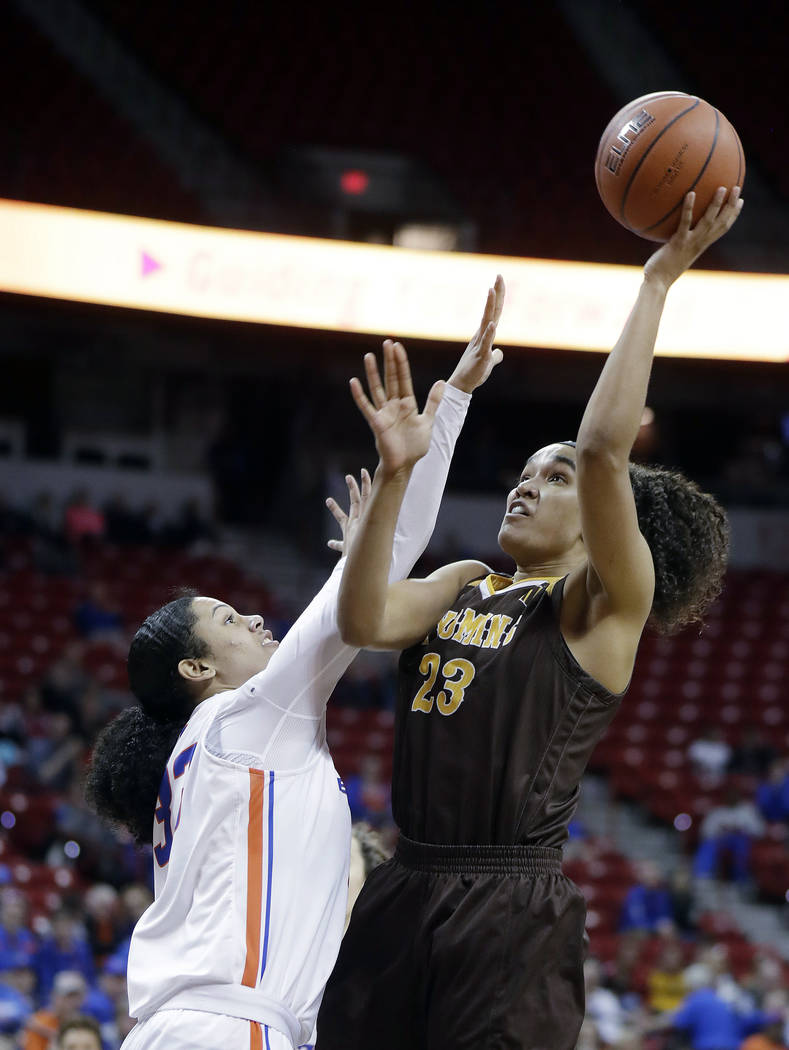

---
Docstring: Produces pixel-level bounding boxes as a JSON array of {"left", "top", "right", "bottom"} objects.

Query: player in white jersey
[{"left": 85, "top": 279, "right": 506, "bottom": 1050}]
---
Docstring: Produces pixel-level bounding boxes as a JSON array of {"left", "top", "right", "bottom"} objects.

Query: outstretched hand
[
  {"left": 326, "top": 469, "right": 371, "bottom": 556},
  {"left": 351, "top": 340, "right": 445, "bottom": 479},
  {"left": 644, "top": 186, "right": 743, "bottom": 291},
  {"left": 447, "top": 274, "right": 506, "bottom": 394}
]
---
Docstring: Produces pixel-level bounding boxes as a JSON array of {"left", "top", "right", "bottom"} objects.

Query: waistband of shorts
[{"left": 394, "top": 834, "right": 562, "bottom": 875}]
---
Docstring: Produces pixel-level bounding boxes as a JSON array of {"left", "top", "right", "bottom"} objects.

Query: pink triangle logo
[{"left": 141, "top": 251, "right": 162, "bottom": 277}]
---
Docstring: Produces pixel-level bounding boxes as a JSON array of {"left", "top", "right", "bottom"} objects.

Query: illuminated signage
[{"left": 0, "top": 197, "right": 786, "bottom": 362}]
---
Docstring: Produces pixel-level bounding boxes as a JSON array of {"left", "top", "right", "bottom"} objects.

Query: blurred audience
[
  {"left": 729, "top": 727, "right": 778, "bottom": 779},
  {"left": 56, "top": 1015, "right": 102, "bottom": 1050},
  {"left": 23, "top": 970, "right": 87, "bottom": 1050},
  {"left": 618, "top": 861, "right": 674, "bottom": 935},
  {"left": 693, "top": 787, "right": 766, "bottom": 886},
  {"left": 688, "top": 724, "right": 732, "bottom": 786}
]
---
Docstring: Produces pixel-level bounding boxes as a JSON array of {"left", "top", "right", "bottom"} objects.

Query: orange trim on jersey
[
  {"left": 241, "top": 769, "right": 266, "bottom": 987},
  {"left": 250, "top": 1020, "right": 263, "bottom": 1050}
]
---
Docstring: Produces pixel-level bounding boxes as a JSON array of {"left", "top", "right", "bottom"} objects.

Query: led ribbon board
[{"left": 0, "top": 198, "right": 786, "bottom": 362}]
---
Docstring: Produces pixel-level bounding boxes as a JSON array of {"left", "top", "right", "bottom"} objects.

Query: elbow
[
  {"left": 576, "top": 439, "right": 629, "bottom": 474},
  {"left": 337, "top": 610, "right": 374, "bottom": 648}
]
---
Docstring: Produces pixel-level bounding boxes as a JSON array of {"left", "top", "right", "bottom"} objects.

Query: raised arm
[
  {"left": 571, "top": 188, "right": 743, "bottom": 639},
  {"left": 338, "top": 280, "right": 505, "bottom": 649}
]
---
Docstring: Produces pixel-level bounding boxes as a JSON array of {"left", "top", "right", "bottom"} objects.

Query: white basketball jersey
[{"left": 124, "top": 385, "right": 471, "bottom": 1047}]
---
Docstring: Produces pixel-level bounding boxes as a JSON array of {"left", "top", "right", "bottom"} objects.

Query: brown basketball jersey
[{"left": 393, "top": 573, "right": 625, "bottom": 847}]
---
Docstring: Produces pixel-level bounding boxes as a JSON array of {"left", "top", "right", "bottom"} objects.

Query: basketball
[{"left": 594, "top": 91, "right": 745, "bottom": 241}]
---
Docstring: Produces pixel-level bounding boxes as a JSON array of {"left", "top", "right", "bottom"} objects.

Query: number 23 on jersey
[{"left": 411, "top": 653, "right": 476, "bottom": 716}]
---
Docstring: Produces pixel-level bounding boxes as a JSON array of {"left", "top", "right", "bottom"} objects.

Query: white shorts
[{"left": 121, "top": 1009, "right": 298, "bottom": 1050}]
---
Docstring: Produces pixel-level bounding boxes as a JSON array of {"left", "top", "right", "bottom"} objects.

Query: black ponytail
[
  {"left": 85, "top": 594, "right": 210, "bottom": 844},
  {"left": 629, "top": 463, "right": 730, "bottom": 635}
]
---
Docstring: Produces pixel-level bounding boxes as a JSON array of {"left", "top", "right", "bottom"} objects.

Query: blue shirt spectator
[
  {"left": 33, "top": 910, "right": 94, "bottom": 1001},
  {"left": 619, "top": 861, "right": 674, "bottom": 933},
  {"left": 0, "top": 888, "right": 38, "bottom": 961},
  {"left": 0, "top": 950, "right": 34, "bottom": 1035},
  {"left": 672, "top": 987, "right": 769, "bottom": 1050},
  {"left": 756, "top": 760, "right": 789, "bottom": 823}
]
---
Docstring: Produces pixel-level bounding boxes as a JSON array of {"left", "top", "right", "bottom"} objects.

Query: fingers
[
  {"left": 679, "top": 191, "right": 696, "bottom": 233},
  {"left": 327, "top": 539, "right": 343, "bottom": 552},
  {"left": 325, "top": 496, "right": 346, "bottom": 526},
  {"left": 363, "top": 351, "right": 387, "bottom": 409},
  {"left": 480, "top": 320, "right": 497, "bottom": 354},
  {"left": 490, "top": 347, "right": 504, "bottom": 368},
  {"left": 360, "top": 467, "right": 371, "bottom": 502},
  {"left": 382, "top": 339, "right": 400, "bottom": 401},
  {"left": 392, "top": 342, "right": 415, "bottom": 400},
  {"left": 345, "top": 473, "right": 361, "bottom": 511},
  {"left": 349, "top": 376, "right": 379, "bottom": 428},
  {"left": 421, "top": 379, "right": 445, "bottom": 422},
  {"left": 492, "top": 274, "right": 506, "bottom": 326}
]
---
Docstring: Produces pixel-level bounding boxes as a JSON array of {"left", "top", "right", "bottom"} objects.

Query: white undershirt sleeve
[{"left": 208, "top": 385, "right": 471, "bottom": 768}]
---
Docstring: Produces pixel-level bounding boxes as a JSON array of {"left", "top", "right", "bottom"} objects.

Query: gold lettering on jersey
[
  {"left": 452, "top": 608, "right": 489, "bottom": 647},
  {"left": 481, "top": 613, "right": 512, "bottom": 649},
  {"left": 411, "top": 652, "right": 441, "bottom": 713},
  {"left": 436, "top": 609, "right": 460, "bottom": 640},
  {"left": 501, "top": 614, "right": 522, "bottom": 646}
]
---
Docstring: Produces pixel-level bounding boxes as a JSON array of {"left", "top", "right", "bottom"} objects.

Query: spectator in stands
[
  {"left": 33, "top": 911, "right": 94, "bottom": 1003},
  {"left": 63, "top": 492, "right": 105, "bottom": 547},
  {"left": 0, "top": 951, "right": 34, "bottom": 1038},
  {"left": 55, "top": 1015, "right": 102, "bottom": 1050},
  {"left": 755, "top": 758, "right": 789, "bottom": 823},
  {"left": 33, "top": 713, "right": 84, "bottom": 793},
  {"left": 729, "top": 726, "right": 777, "bottom": 779},
  {"left": 82, "top": 954, "right": 127, "bottom": 1049},
  {"left": 646, "top": 939, "right": 687, "bottom": 1014},
  {"left": 688, "top": 723, "right": 732, "bottom": 785},
  {"left": 741, "top": 1015, "right": 788, "bottom": 1050},
  {"left": 23, "top": 970, "right": 87, "bottom": 1050},
  {"left": 82, "top": 886, "right": 123, "bottom": 962},
  {"left": 693, "top": 786, "right": 766, "bottom": 885},
  {"left": 30, "top": 494, "right": 78, "bottom": 577},
  {"left": 0, "top": 889, "right": 38, "bottom": 960},
  {"left": 583, "top": 956, "right": 635, "bottom": 1048},
  {"left": 619, "top": 860, "right": 674, "bottom": 935},
  {"left": 647, "top": 958, "right": 773, "bottom": 1050},
  {"left": 73, "top": 583, "right": 124, "bottom": 647},
  {"left": 40, "top": 642, "right": 89, "bottom": 731},
  {"left": 163, "top": 498, "right": 217, "bottom": 550},
  {"left": 666, "top": 864, "right": 697, "bottom": 936}
]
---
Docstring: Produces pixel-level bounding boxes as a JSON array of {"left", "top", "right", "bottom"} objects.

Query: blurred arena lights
[
  {"left": 673, "top": 813, "right": 692, "bottom": 832},
  {"left": 63, "top": 841, "right": 81, "bottom": 860},
  {"left": 0, "top": 197, "right": 788, "bottom": 362},
  {"left": 0, "top": 812, "right": 15, "bottom": 830}
]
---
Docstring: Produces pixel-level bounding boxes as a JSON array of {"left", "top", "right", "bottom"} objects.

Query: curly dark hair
[
  {"left": 629, "top": 462, "right": 729, "bottom": 634},
  {"left": 84, "top": 593, "right": 209, "bottom": 845}
]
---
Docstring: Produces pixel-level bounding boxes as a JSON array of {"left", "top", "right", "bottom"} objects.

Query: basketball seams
[
  {"left": 640, "top": 106, "right": 720, "bottom": 235},
  {"left": 619, "top": 99, "right": 701, "bottom": 229}
]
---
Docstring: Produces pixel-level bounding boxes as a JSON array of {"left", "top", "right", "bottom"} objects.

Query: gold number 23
[{"left": 411, "top": 653, "right": 476, "bottom": 716}]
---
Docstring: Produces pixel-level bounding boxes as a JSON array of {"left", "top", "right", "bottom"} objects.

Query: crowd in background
[{"left": 0, "top": 485, "right": 788, "bottom": 1048}]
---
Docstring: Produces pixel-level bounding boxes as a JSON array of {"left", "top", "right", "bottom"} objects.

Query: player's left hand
[
  {"left": 447, "top": 274, "right": 505, "bottom": 393},
  {"left": 350, "top": 340, "right": 445, "bottom": 480},
  {"left": 326, "top": 468, "right": 371, "bottom": 556},
  {"left": 644, "top": 186, "right": 743, "bottom": 290}
]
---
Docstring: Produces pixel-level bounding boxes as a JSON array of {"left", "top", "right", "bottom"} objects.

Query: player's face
[
  {"left": 191, "top": 597, "right": 280, "bottom": 688},
  {"left": 498, "top": 444, "right": 584, "bottom": 565}
]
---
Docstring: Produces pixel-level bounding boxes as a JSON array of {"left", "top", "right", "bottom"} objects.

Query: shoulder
[{"left": 426, "top": 559, "right": 491, "bottom": 589}]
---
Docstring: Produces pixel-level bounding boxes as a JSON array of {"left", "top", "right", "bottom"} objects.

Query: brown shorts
[{"left": 317, "top": 836, "right": 587, "bottom": 1050}]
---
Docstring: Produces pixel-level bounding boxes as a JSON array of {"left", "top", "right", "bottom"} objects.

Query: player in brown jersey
[{"left": 316, "top": 187, "right": 742, "bottom": 1050}]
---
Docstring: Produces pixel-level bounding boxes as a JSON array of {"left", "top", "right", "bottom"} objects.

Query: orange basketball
[{"left": 595, "top": 91, "right": 745, "bottom": 241}]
